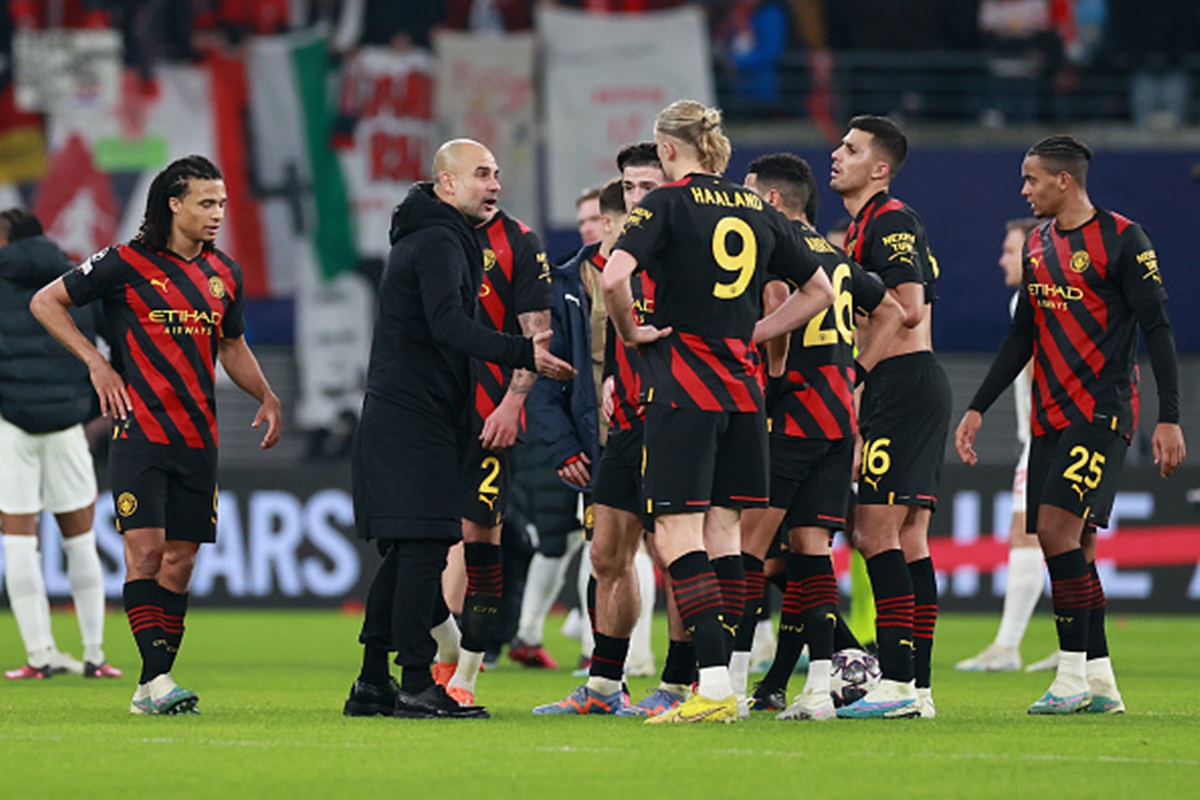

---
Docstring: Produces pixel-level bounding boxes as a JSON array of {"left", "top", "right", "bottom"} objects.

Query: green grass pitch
[{"left": 1, "top": 609, "right": 1197, "bottom": 798}]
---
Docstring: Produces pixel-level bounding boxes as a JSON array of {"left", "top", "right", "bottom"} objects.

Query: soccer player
[
  {"left": 445, "top": 199, "right": 552, "bottom": 706},
  {"left": 30, "top": 155, "right": 282, "bottom": 714},
  {"left": 956, "top": 135, "right": 1185, "bottom": 714},
  {"left": 602, "top": 100, "right": 834, "bottom": 724},
  {"left": 346, "top": 139, "right": 572, "bottom": 720},
  {"left": 956, "top": 217, "right": 1058, "bottom": 674},
  {"left": 738, "top": 153, "right": 904, "bottom": 720},
  {"left": 830, "top": 115, "right": 952, "bottom": 719},
  {"left": 0, "top": 209, "right": 120, "bottom": 680}
]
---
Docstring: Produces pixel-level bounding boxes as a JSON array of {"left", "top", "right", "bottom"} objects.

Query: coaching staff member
[{"left": 345, "top": 139, "right": 574, "bottom": 720}]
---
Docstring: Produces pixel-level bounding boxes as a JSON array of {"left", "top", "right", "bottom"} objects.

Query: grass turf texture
[{"left": 1, "top": 611, "right": 1197, "bottom": 797}]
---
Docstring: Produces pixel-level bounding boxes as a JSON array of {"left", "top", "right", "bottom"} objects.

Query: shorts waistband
[{"left": 871, "top": 350, "right": 939, "bottom": 377}]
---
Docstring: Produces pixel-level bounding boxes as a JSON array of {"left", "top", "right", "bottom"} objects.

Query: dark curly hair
[{"left": 134, "top": 155, "right": 223, "bottom": 252}]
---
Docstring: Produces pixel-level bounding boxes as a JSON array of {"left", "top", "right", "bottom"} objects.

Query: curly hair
[{"left": 134, "top": 155, "right": 223, "bottom": 252}]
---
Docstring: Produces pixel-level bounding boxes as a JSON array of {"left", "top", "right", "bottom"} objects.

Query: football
[{"left": 830, "top": 648, "right": 882, "bottom": 707}]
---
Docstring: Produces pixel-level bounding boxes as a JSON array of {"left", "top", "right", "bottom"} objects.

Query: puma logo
[
  {"left": 1070, "top": 484, "right": 1086, "bottom": 502},
  {"left": 479, "top": 494, "right": 497, "bottom": 511},
  {"left": 863, "top": 475, "right": 881, "bottom": 491},
  {"left": 150, "top": 277, "right": 170, "bottom": 293},
  {"left": 899, "top": 639, "right": 915, "bottom": 650}
]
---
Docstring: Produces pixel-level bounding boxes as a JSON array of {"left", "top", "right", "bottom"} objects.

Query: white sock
[
  {"left": 516, "top": 548, "right": 573, "bottom": 644},
  {"left": 3, "top": 535, "right": 56, "bottom": 666},
  {"left": 449, "top": 650, "right": 484, "bottom": 694},
  {"left": 729, "top": 650, "right": 751, "bottom": 698},
  {"left": 628, "top": 549, "right": 656, "bottom": 665},
  {"left": 577, "top": 542, "right": 594, "bottom": 659},
  {"left": 1053, "top": 651, "right": 1089, "bottom": 694},
  {"left": 994, "top": 547, "right": 1044, "bottom": 649},
  {"left": 62, "top": 531, "right": 106, "bottom": 665},
  {"left": 586, "top": 675, "right": 622, "bottom": 696},
  {"left": 802, "top": 659, "right": 832, "bottom": 697},
  {"left": 1086, "top": 655, "right": 1117, "bottom": 688},
  {"left": 147, "top": 672, "right": 178, "bottom": 701},
  {"left": 431, "top": 615, "right": 461, "bottom": 664},
  {"left": 696, "top": 665, "right": 733, "bottom": 701}
]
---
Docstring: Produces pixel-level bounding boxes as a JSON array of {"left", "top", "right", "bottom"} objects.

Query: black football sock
[
  {"left": 661, "top": 639, "right": 697, "bottom": 687},
  {"left": 1046, "top": 549, "right": 1091, "bottom": 654},
  {"left": 124, "top": 579, "right": 169, "bottom": 684},
  {"left": 590, "top": 633, "right": 629, "bottom": 684},
  {"left": 760, "top": 553, "right": 808, "bottom": 694},
  {"left": 157, "top": 584, "right": 188, "bottom": 675},
  {"left": 710, "top": 554, "right": 745, "bottom": 660},
  {"left": 461, "top": 542, "right": 503, "bottom": 653},
  {"left": 586, "top": 573, "right": 598, "bottom": 636},
  {"left": 734, "top": 553, "right": 765, "bottom": 654},
  {"left": 908, "top": 557, "right": 937, "bottom": 689},
  {"left": 798, "top": 554, "right": 838, "bottom": 664},
  {"left": 668, "top": 551, "right": 727, "bottom": 670},
  {"left": 833, "top": 609, "right": 863, "bottom": 652},
  {"left": 1086, "top": 562, "right": 1109, "bottom": 660},
  {"left": 866, "top": 549, "right": 915, "bottom": 683}
]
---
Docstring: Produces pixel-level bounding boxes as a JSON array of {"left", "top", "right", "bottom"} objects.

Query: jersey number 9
[{"left": 712, "top": 217, "right": 757, "bottom": 300}]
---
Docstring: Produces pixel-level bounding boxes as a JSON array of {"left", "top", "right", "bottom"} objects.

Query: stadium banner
[
  {"left": 540, "top": 5, "right": 715, "bottom": 229},
  {"left": 433, "top": 30, "right": 538, "bottom": 227},
  {"left": 12, "top": 28, "right": 122, "bottom": 114},
  {"left": 40, "top": 60, "right": 271, "bottom": 297},
  {"left": 334, "top": 45, "right": 435, "bottom": 259},
  {"left": 1, "top": 465, "right": 1196, "bottom": 611},
  {"left": 245, "top": 34, "right": 370, "bottom": 431}
]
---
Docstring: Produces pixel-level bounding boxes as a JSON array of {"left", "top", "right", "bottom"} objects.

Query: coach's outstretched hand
[
  {"left": 531, "top": 331, "right": 576, "bottom": 381},
  {"left": 1152, "top": 422, "right": 1186, "bottom": 478},
  {"left": 955, "top": 409, "right": 982, "bottom": 466}
]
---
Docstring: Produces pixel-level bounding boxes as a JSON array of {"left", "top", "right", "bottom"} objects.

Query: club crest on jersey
[
  {"left": 482, "top": 248, "right": 497, "bottom": 271},
  {"left": 1069, "top": 251, "right": 1092, "bottom": 274},
  {"left": 209, "top": 275, "right": 227, "bottom": 299},
  {"left": 117, "top": 492, "right": 138, "bottom": 518}
]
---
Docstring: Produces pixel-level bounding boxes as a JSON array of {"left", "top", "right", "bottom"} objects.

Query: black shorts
[
  {"left": 1026, "top": 423, "right": 1129, "bottom": 532},
  {"left": 461, "top": 440, "right": 513, "bottom": 528},
  {"left": 857, "top": 351, "right": 952, "bottom": 509},
  {"left": 109, "top": 439, "right": 218, "bottom": 543},
  {"left": 770, "top": 435, "right": 853, "bottom": 531},
  {"left": 643, "top": 405, "right": 768, "bottom": 516},
  {"left": 592, "top": 425, "right": 651, "bottom": 531}
]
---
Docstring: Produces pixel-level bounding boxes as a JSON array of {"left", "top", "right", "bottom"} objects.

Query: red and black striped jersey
[
  {"left": 471, "top": 209, "right": 552, "bottom": 423},
  {"left": 602, "top": 259, "right": 656, "bottom": 430},
  {"left": 1021, "top": 209, "right": 1167, "bottom": 438},
  {"left": 614, "top": 173, "right": 817, "bottom": 412},
  {"left": 770, "top": 221, "right": 887, "bottom": 440},
  {"left": 61, "top": 242, "right": 246, "bottom": 450},
  {"left": 844, "top": 190, "right": 939, "bottom": 304}
]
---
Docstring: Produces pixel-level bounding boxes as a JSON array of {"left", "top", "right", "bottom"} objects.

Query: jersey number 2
[{"left": 802, "top": 262, "right": 853, "bottom": 347}]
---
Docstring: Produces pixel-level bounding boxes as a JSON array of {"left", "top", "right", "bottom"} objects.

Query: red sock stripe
[
  {"left": 798, "top": 574, "right": 839, "bottom": 613},
  {"left": 592, "top": 653, "right": 623, "bottom": 668},
  {"left": 126, "top": 604, "right": 163, "bottom": 635},
  {"left": 744, "top": 569, "right": 766, "bottom": 616},
  {"left": 466, "top": 565, "right": 504, "bottom": 597},
  {"left": 1051, "top": 575, "right": 1092, "bottom": 609},
  {"left": 673, "top": 573, "right": 724, "bottom": 620},
  {"left": 161, "top": 614, "right": 185, "bottom": 635},
  {"left": 913, "top": 603, "right": 938, "bottom": 640},
  {"left": 1088, "top": 572, "right": 1107, "bottom": 610},
  {"left": 717, "top": 577, "right": 746, "bottom": 618},
  {"left": 875, "top": 594, "right": 914, "bottom": 628},
  {"left": 781, "top": 581, "right": 804, "bottom": 616}
]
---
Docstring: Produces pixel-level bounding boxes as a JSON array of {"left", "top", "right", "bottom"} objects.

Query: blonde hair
[{"left": 655, "top": 100, "right": 731, "bottom": 175}]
